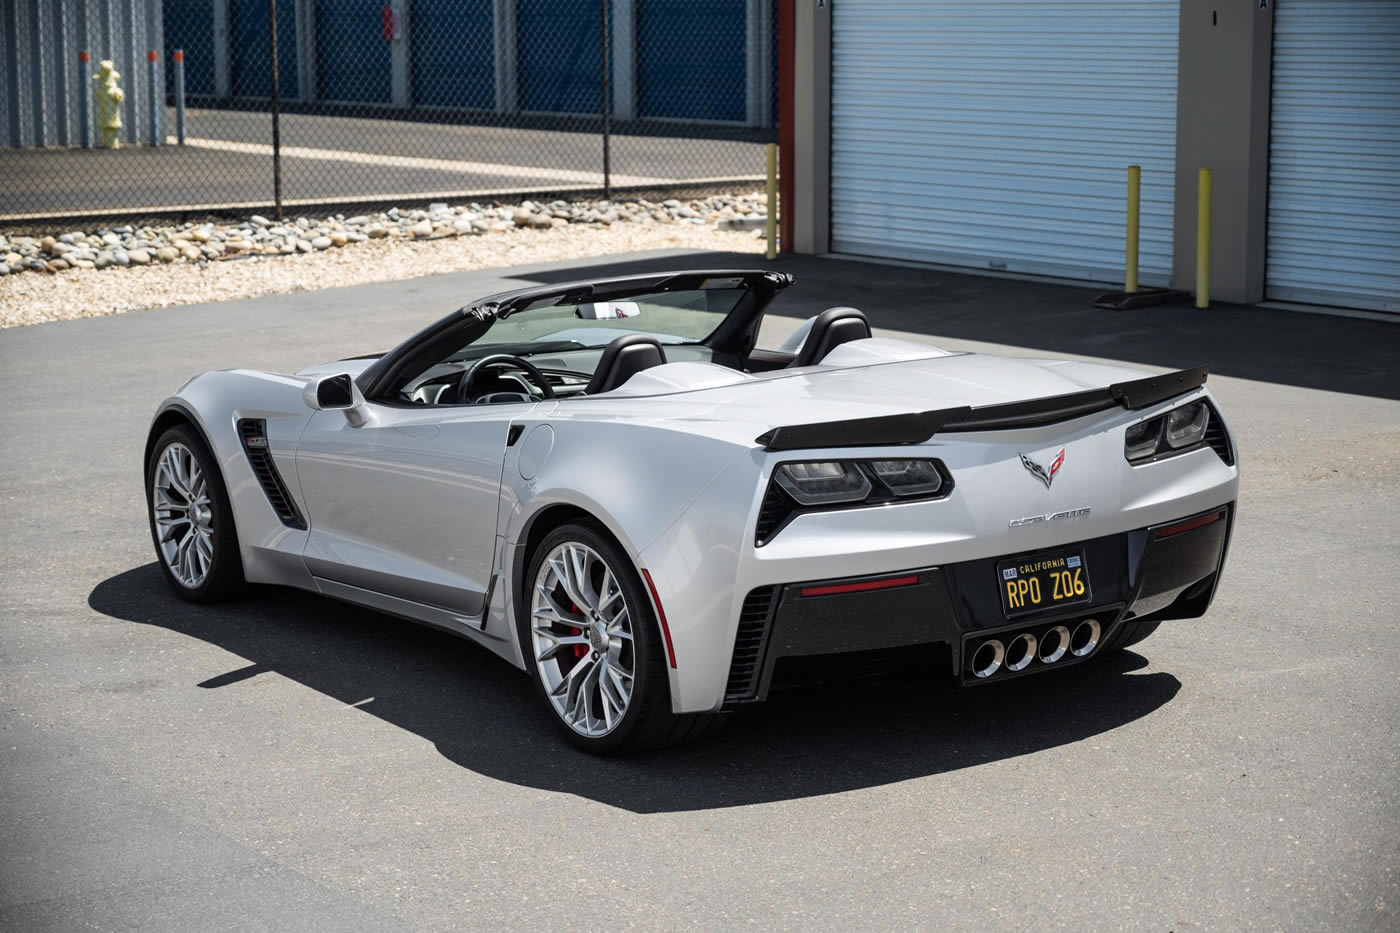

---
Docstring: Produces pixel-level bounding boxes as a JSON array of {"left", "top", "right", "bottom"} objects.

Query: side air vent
[
  {"left": 1204, "top": 403, "right": 1235, "bottom": 466},
  {"left": 723, "top": 586, "right": 779, "bottom": 706},
  {"left": 236, "top": 418, "right": 306, "bottom": 529}
]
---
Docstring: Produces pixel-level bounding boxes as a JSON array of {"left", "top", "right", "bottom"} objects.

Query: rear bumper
[{"left": 722, "top": 503, "right": 1234, "bottom": 706}]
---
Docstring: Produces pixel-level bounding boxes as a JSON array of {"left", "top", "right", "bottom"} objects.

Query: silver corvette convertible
[{"left": 146, "top": 269, "right": 1238, "bottom": 752}]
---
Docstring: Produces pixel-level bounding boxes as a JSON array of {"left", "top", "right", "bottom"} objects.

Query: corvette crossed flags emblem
[{"left": 1019, "top": 448, "right": 1066, "bottom": 490}]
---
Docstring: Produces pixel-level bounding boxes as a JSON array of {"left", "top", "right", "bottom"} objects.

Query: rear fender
[{"left": 496, "top": 418, "right": 750, "bottom": 707}]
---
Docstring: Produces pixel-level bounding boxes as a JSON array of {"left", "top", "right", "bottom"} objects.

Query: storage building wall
[
  {"left": 148, "top": 0, "right": 766, "bottom": 121},
  {"left": 3, "top": 0, "right": 165, "bottom": 148}
]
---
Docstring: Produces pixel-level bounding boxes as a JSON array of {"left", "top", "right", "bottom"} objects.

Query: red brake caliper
[{"left": 569, "top": 601, "right": 588, "bottom": 658}]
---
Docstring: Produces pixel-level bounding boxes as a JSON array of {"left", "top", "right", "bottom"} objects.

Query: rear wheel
[
  {"left": 146, "top": 425, "right": 245, "bottom": 602},
  {"left": 520, "top": 521, "right": 723, "bottom": 754}
]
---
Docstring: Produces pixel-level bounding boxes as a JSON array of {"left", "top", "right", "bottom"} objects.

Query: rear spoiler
[{"left": 755, "top": 366, "right": 1208, "bottom": 451}]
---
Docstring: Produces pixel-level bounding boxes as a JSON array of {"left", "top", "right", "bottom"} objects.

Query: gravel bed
[{"left": 0, "top": 194, "right": 770, "bottom": 328}]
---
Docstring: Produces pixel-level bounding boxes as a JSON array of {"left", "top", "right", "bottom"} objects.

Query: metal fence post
[
  {"left": 601, "top": 0, "right": 611, "bottom": 200},
  {"left": 146, "top": 51, "right": 160, "bottom": 146},
  {"left": 79, "top": 50, "right": 93, "bottom": 149},
  {"left": 173, "top": 49, "right": 186, "bottom": 145},
  {"left": 267, "top": 0, "right": 283, "bottom": 220}
]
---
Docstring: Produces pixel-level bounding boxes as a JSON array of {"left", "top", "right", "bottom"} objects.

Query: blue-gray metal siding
[{"left": 3, "top": 0, "right": 164, "bottom": 148}]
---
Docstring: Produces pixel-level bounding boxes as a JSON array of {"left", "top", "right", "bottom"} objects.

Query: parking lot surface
[{"left": 1, "top": 251, "right": 1396, "bottom": 931}]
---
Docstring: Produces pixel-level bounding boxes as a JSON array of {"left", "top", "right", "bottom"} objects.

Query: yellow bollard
[
  {"left": 1125, "top": 165, "right": 1140, "bottom": 293},
  {"left": 765, "top": 143, "right": 778, "bottom": 261},
  {"left": 1196, "top": 168, "right": 1212, "bottom": 309}
]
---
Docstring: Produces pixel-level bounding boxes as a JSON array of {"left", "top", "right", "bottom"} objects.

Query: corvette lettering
[{"left": 1008, "top": 507, "right": 1092, "bottom": 528}]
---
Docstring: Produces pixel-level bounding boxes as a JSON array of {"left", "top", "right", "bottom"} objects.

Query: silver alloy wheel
[
  {"left": 152, "top": 442, "right": 215, "bottom": 589},
  {"left": 530, "top": 541, "right": 636, "bottom": 737}
]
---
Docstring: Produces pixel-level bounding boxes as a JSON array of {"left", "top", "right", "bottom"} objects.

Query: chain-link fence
[{"left": 0, "top": 0, "right": 779, "bottom": 223}]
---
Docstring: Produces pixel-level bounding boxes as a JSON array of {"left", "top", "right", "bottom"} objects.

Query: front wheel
[
  {"left": 520, "top": 522, "right": 723, "bottom": 754},
  {"left": 146, "top": 425, "right": 246, "bottom": 602}
]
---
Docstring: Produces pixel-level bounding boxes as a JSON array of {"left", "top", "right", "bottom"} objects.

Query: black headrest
[
  {"left": 585, "top": 333, "right": 668, "bottom": 394},
  {"left": 793, "top": 306, "right": 872, "bottom": 367}
]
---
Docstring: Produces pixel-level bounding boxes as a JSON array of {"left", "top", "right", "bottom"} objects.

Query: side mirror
[{"left": 303, "top": 373, "right": 369, "bottom": 425}]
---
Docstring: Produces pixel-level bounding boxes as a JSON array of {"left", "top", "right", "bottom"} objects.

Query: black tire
[
  {"left": 146, "top": 424, "right": 246, "bottom": 603},
  {"left": 519, "top": 520, "right": 725, "bottom": 754},
  {"left": 1103, "top": 618, "right": 1161, "bottom": 654}
]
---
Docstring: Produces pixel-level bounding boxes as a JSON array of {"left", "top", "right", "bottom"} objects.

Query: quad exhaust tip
[
  {"left": 1070, "top": 619, "right": 1101, "bottom": 657},
  {"left": 970, "top": 639, "right": 1004, "bottom": 678},
  {"left": 968, "top": 619, "right": 1102, "bottom": 679},
  {"left": 1004, "top": 633, "right": 1036, "bottom": 672},
  {"left": 1038, "top": 625, "right": 1070, "bottom": 664}
]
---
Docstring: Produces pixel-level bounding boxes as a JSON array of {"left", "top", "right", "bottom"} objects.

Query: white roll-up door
[
  {"left": 830, "top": 0, "right": 1179, "bottom": 284},
  {"left": 1267, "top": 1, "right": 1400, "bottom": 313}
]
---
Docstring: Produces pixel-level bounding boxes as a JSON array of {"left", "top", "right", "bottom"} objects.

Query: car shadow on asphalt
[{"left": 90, "top": 564, "right": 1180, "bottom": 814}]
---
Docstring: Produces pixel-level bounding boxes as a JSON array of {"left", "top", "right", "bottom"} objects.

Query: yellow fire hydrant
[{"left": 94, "top": 60, "right": 124, "bottom": 149}]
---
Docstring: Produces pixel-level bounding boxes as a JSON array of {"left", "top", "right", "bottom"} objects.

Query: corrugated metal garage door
[
  {"left": 315, "top": 0, "right": 391, "bottom": 103},
  {"left": 830, "top": 0, "right": 1178, "bottom": 283},
  {"left": 519, "top": 0, "right": 602, "bottom": 114},
  {"left": 411, "top": 0, "right": 494, "bottom": 110},
  {"left": 1267, "top": 1, "right": 1400, "bottom": 313},
  {"left": 164, "top": 0, "right": 215, "bottom": 97},
  {"left": 232, "top": 0, "right": 298, "bottom": 99},
  {"left": 638, "top": 0, "right": 746, "bottom": 122}
]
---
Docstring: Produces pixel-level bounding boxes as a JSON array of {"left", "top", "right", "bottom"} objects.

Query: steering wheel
[{"left": 455, "top": 354, "right": 556, "bottom": 404}]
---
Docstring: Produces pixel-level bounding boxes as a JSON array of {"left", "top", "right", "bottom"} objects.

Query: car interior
[{"left": 393, "top": 296, "right": 878, "bottom": 407}]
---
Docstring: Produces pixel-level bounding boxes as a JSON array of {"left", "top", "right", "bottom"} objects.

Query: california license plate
[{"left": 997, "top": 549, "right": 1092, "bottom": 618}]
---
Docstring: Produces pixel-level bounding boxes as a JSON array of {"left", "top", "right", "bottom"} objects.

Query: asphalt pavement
[{"left": 1, "top": 251, "right": 1396, "bottom": 931}]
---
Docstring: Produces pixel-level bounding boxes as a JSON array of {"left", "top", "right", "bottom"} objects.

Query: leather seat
[
  {"left": 793, "top": 307, "right": 872, "bottom": 367},
  {"left": 586, "top": 333, "right": 668, "bottom": 394}
]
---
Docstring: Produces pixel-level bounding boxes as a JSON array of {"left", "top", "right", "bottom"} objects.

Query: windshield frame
[{"left": 357, "top": 269, "right": 793, "bottom": 403}]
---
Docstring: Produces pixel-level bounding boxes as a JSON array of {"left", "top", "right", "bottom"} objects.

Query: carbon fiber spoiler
[{"left": 754, "top": 366, "right": 1208, "bottom": 451}]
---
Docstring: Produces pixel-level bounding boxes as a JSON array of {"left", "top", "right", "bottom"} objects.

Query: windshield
[{"left": 470, "top": 287, "right": 746, "bottom": 354}]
